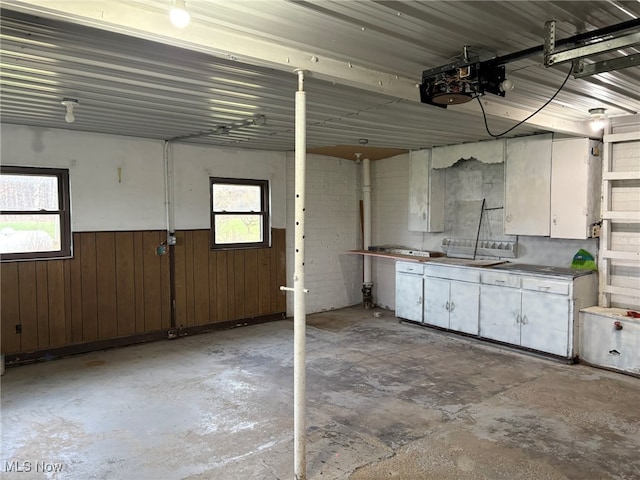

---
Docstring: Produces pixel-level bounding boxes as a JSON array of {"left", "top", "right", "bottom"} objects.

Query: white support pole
[{"left": 293, "top": 68, "right": 307, "bottom": 480}]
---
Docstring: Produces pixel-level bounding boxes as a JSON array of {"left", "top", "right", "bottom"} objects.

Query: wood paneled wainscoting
[
  {"left": 1, "top": 229, "right": 286, "bottom": 364},
  {"left": 173, "top": 229, "right": 287, "bottom": 328}
]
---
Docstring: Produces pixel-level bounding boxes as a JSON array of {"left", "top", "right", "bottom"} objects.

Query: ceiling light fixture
[
  {"left": 170, "top": 0, "right": 190, "bottom": 28},
  {"left": 499, "top": 79, "right": 515, "bottom": 92},
  {"left": 588, "top": 107, "right": 607, "bottom": 131},
  {"left": 60, "top": 98, "right": 78, "bottom": 123}
]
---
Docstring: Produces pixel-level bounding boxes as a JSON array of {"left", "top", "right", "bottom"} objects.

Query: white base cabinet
[
  {"left": 424, "top": 265, "right": 480, "bottom": 335},
  {"left": 395, "top": 262, "right": 424, "bottom": 322},
  {"left": 423, "top": 277, "right": 450, "bottom": 328},
  {"left": 520, "top": 290, "right": 571, "bottom": 356},
  {"left": 479, "top": 270, "right": 597, "bottom": 358},
  {"left": 479, "top": 284, "right": 572, "bottom": 356},
  {"left": 395, "top": 261, "right": 598, "bottom": 359},
  {"left": 479, "top": 284, "right": 522, "bottom": 345}
]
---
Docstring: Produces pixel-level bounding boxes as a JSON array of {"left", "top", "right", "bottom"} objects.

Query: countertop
[
  {"left": 347, "top": 249, "right": 443, "bottom": 262},
  {"left": 490, "top": 262, "right": 593, "bottom": 278},
  {"left": 350, "top": 249, "right": 595, "bottom": 278}
]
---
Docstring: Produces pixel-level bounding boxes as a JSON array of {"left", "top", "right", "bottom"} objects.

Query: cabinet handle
[
  {"left": 506, "top": 214, "right": 512, "bottom": 223},
  {"left": 418, "top": 296, "right": 422, "bottom": 305},
  {"left": 553, "top": 215, "right": 557, "bottom": 225},
  {"left": 495, "top": 279, "right": 506, "bottom": 284},
  {"left": 539, "top": 286, "right": 550, "bottom": 290},
  {"left": 450, "top": 302, "right": 455, "bottom": 312},
  {"left": 445, "top": 301, "right": 450, "bottom": 311},
  {"left": 515, "top": 313, "right": 521, "bottom": 324},
  {"left": 522, "top": 315, "right": 528, "bottom": 325}
]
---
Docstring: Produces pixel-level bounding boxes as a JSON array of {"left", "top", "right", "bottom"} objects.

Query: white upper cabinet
[
  {"left": 550, "top": 138, "right": 602, "bottom": 239},
  {"left": 504, "top": 135, "right": 601, "bottom": 239},
  {"left": 408, "top": 149, "right": 446, "bottom": 233},
  {"left": 408, "top": 150, "right": 431, "bottom": 232},
  {"left": 504, "top": 134, "right": 553, "bottom": 236}
]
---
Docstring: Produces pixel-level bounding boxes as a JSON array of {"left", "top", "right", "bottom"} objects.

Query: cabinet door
[
  {"left": 428, "top": 168, "right": 445, "bottom": 232},
  {"left": 479, "top": 285, "right": 521, "bottom": 345},
  {"left": 396, "top": 274, "right": 423, "bottom": 322},
  {"left": 520, "top": 291, "right": 571, "bottom": 356},
  {"left": 449, "top": 281, "right": 480, "bottom": 335},
  {"left": 504, "top": 134, "right": 552, "bottom": 235},
  {"left": 551, "top": 138, "right": 590, "bottom": 239},
  {"left": 424, "top": 277, "right": 450, "bottom": 328},
  {"left": 408, "top": 150, "right": 430, "bottom": 232}
]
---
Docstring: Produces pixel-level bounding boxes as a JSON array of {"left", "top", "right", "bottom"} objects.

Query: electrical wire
[{"left": 476, "top": 66, "right": 573, "bottom": 138}]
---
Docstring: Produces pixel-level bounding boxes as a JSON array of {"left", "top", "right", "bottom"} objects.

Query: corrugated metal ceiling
[{"left": 1, "top": 1, "right": 639, "bottom": 152}]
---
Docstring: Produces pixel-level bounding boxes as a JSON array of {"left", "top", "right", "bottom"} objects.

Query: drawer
[
  {"left": 396, "top": 262, "right": 425, "bottom": 275},
  {"left": 522, "top": 277, "right": 570, "bottom": 295},
  {"left": 481, "top": 271, "right": 521, "bottom": 288},
  {"left": 425, "top": 264, "right": 480, "bottom": 283}
]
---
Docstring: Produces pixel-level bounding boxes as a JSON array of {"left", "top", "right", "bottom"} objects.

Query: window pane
[
  {"left": 215, "top": 215, "right": 263, "bottom": 244},
  {"left": 0, "top": 174, "right": 59, "bottom": 211},
  {"left": 213, "top": 184, "right": 261, "bottom": 212},
  {"left": 0, "top": 214, "right": 61, "bottom": 254}
]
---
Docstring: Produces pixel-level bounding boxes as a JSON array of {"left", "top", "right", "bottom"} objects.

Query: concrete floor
[{"left": 2, "top": 306, "right": 639, "bottom": 480}]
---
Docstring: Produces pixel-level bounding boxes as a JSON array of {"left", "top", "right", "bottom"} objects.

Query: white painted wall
[
  {"left": 371, "top": 153, "right": 439, "bottom": 310},
  {"left": 285, "top": 153, "right": 362, "bottom": 315},
  {"left": 2, "top": 124, "right": 364, "bottom": 318},
  {"left": 1, "top": 124, "right": 165, "bottom": 231},
  {"left": 172, "top": 143, "right": 286, "bottom": 230},
  {"left": 1, "top": 124, "right": 287, "bottom": 232}
]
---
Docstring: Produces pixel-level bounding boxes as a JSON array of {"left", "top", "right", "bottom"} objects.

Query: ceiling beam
[{"left": 4, "top": 0, "right": 593, "bottom": 137}]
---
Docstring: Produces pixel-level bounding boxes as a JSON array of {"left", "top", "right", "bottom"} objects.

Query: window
[
  {"left": 210, "top": 177, "right": 270, "bottom": 249},
  {"left": 0, "top": 166, "right": 71, "bottom": 261}
]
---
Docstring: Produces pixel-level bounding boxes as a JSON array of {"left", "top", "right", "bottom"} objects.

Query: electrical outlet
[{"left": 591, "top": 224, "right": 601, "bottom": 238}]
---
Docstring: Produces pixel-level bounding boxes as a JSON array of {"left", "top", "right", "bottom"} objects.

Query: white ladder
[{"left": 599, "top": 127, "right": 640, "bottom": 308}]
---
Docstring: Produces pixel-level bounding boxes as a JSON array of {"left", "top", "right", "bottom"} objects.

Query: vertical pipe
[
  {"left": 165, "top": 142, "right": 176, "bottom": 234},
  {"left": 163, "top": 141, "right": 177, "bottom": 329},
  {"left": 163, "top": 141, "right": 171, "bottom": 233},
  {"left": 293, "top": 69, "right": 307, "bottom": 480},
  {"left": 362, "top": 157, "right": 372, "bottom": 283},
  {"left": 362, "top": 157, "right": 373, "bottom": 308}
]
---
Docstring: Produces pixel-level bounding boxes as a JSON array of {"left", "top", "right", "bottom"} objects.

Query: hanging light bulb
[
  {"left": 60, "top": 98, "right": 78, "bottom": 123},
  {"left": 170, "top": 0, "right": 190, "bottom": 28},
  {"left": 589, "top": 107, "right": 606, "bottom": 131}
]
